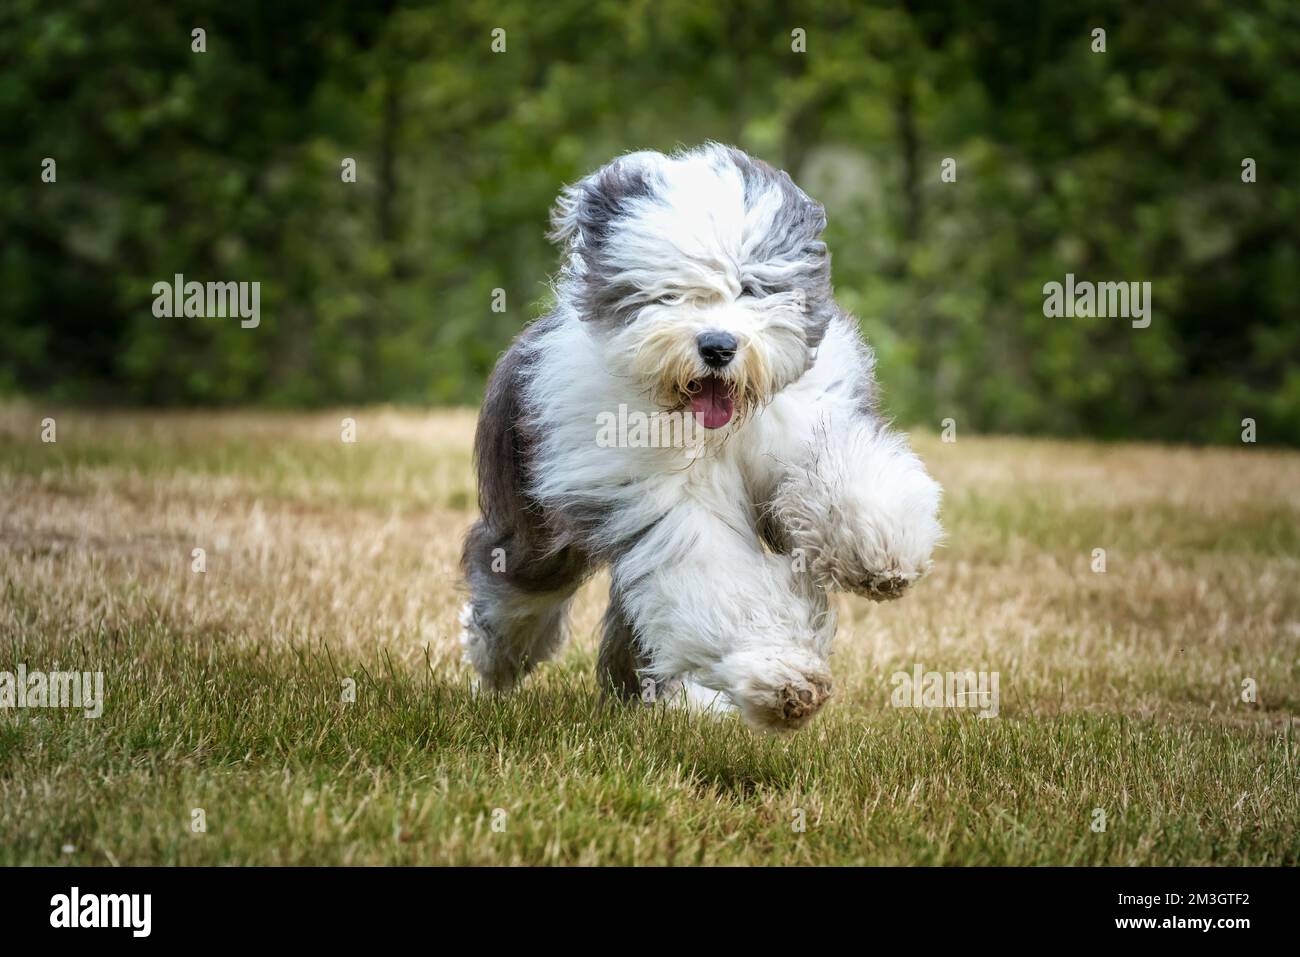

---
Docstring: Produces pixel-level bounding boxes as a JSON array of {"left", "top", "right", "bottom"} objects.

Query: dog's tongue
[{"left": 690, "top": 378, "right": 734, "bottom": 429}]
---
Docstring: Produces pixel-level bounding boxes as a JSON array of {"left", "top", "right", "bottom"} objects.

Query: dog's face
[{"left": 550, "top": 145, "right": 833, "bottom": 428}]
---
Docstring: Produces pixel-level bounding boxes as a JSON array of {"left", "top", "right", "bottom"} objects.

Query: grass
[{"left": 1, "top": 400, "right": 1297, "bottom": 865}]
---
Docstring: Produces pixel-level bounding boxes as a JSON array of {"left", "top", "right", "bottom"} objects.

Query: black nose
[{"left": 697, "top": 331, "right": 738, "bottom": 368}]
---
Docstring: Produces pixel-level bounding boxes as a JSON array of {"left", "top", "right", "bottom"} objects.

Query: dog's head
[{"left": 550, "top": 144, "right": 833, "bottom": 429}]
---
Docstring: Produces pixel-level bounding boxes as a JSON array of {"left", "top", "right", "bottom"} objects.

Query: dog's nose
[{"left": 697, "top": 331, "right": 738, "bottom": 368}]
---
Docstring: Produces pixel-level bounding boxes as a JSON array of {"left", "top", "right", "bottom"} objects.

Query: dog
[{"left": 460, "top": 144, "right": 942, "bottom": 731}]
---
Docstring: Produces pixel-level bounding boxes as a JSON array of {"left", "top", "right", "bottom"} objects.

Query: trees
[{"left": 3, "top": 0, "right": 1296, "bottom": 443}]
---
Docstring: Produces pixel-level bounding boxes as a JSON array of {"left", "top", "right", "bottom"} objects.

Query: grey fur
[
  {"left": 595, "top": 585, "right": 648, "bottom": 702},
  {"left": 460, "top": 146, "right": 919, "bottom": 709},
  {"left": 551, "top": 148, "right": 833, "bottom": 349},
  {"left": 462, "top": 311, "right": 593, "bottom": 689},
  {"left": 724, "top": 147, "right": 834, "bottom": 350}
]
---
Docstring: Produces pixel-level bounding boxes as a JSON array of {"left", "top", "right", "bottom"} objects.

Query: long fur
[{"left": 460, "top": 144, "right": 942, "bottom": 731}]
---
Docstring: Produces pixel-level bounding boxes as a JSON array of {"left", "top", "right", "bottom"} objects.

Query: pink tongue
[{"left": 690, "top": 379, "right": 735, "bottom": 429}]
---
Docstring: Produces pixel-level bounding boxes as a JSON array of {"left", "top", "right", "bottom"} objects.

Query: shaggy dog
[{"left": 460, "top": 144, "right": 942, "bottom": 731}]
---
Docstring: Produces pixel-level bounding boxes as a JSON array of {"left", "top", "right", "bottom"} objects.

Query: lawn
[{"left": 1, "top": 401, "right": 1297, "bottom": 865}]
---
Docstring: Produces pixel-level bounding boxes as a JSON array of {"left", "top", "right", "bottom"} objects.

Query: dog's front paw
[
  {"left": 717, "top": 648, "right": 833, "bottom": 732},
  {"left": 773, "top": 427, "right": 942, "bottom": 600},
  {"left": 852, "top": 568, "right": 916, "bottom": 602},
  {"left": 801, "top": 482, "right": 940, "bottom": 601},
  {"left": 806, "top": 536, "right": 930, "bottom": 602}
]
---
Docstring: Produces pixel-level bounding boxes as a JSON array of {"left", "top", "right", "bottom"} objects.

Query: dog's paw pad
[
  {"left": 777, "top": 677, "right": 831, "bottom": 725},
  {"left": 853, "top": 571, "right": 916, "bottom": 602}
]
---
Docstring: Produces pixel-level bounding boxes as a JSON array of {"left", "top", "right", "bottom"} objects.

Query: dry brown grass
[{"left": 1, "top": 402, "right": 1297, "bottom": 864}]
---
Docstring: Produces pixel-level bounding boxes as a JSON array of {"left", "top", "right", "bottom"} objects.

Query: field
[{"left": 1, "top": 402, "right": 1297, "bottom": 865}]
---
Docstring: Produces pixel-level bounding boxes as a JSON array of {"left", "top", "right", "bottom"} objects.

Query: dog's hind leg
[
  {"left": 598, "top": 587, "right": 734, "bottom": 715},
  {"left": 597, "top": 584, "right": 650, "bottom": 702},
  {"left": 609, "top": 503, "right": 837, "bottom": 731},
  {"left": 460, "top": 519, "right": 587, "bottom": 692},
  {"left": 460, "top": 312, "right": 591, "bottom": 691}
]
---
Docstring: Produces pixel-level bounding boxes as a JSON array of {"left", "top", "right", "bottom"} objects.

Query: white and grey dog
[{"left": 460, "top": 144, "right": 941, "bottom": 731}]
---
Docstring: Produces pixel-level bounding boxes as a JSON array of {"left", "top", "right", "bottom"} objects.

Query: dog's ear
[
  {"left": 805, "top": 194, "right": 828, "bottom": 236},
  {"left": 547, "top": 179, "right": 589, "bottom": 249},
  {"left": 770, "top": 167, "right": 827, "bottom": 240},
  {"left": 724, "top": 145, "right": 827, "bottom": 240},
  {"left": 548, "top": 154, "right": 658, "bottom": 253}
]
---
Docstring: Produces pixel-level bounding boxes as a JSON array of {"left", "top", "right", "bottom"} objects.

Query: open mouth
[{"left": 687, "top": 376, "right": 736, "bottom": 429}]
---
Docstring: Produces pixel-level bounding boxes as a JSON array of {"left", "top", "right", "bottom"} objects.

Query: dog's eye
[{"left": 740, "top": 282, "right": 762, "bottom": 299}]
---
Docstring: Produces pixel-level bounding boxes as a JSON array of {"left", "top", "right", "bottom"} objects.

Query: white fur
[
  {"left": 517, "top": 314, "right": 937, "bottom": 729},
  {"left": 463, "top": 145, "right": 943, "bottom": 731}
]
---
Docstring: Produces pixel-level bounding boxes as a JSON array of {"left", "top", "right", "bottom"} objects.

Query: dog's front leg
[
  {"left": 771, "top": 421, "right": 942, "bottom": 600},
  {"left": 610, "top": 506, "right": 836, "bottom": 731}
]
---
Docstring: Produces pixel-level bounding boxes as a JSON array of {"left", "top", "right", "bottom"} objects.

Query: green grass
[
  {"left": 5, "top": 626, "right": 1295, "bottom": 866},
  {"left": 1, "top": 405, "right": 1297, "bottom": 864}
]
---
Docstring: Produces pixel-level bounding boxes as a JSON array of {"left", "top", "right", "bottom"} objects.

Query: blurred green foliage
[{"left": 3, "top": 0, "right": 1298, "bottom": 443}]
